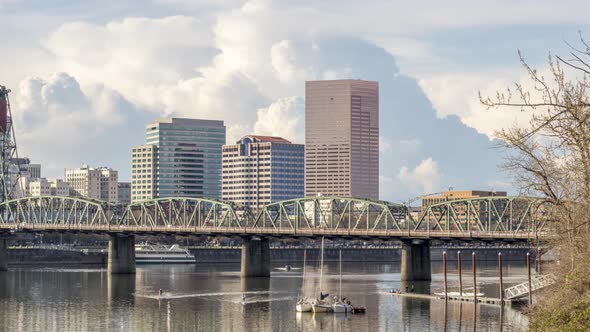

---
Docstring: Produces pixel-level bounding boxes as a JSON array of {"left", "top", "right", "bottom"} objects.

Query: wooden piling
[
  {"left": 458, "top": 251, "right": 463, "bottom": 296},
  {"left": 527, "top": 252, "right": 532, "bottom": 305},
  {"left": 443, "top": 251, "right": 448, "bottom": 300},
  {"left": 472, "top": 252, "right": 477, "bottom": 303},
  {"left": 498, "top": 252, "right": 504, "bottom": 305}
]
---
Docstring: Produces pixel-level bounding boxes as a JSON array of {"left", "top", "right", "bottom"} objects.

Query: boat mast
[
  {"left": 319, "top": 236, "right": 324, "bottom": 296},
  {"left": 301, "top": 248, "right": 307, "bottom": 293},
  {"left": 339, "top": 249, "right": 342, "bottom": 300}
]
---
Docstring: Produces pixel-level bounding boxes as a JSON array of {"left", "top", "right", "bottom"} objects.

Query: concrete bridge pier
[
  {"left": 108, "top": 234, "right": 136, "bottom": 274},
  {"left": 241, "top": 237, "right": 270, "bottom": 278},
  {"left": 400, "top": 240, "right": 431, "bottom": 281},
  {"left": 0, "top": 238, "right": 8, "bottom": 272}
]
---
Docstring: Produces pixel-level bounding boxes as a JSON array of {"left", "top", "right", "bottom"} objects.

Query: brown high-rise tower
[{"left": 305, "top": 79, "right": 379, "bottom": 199}]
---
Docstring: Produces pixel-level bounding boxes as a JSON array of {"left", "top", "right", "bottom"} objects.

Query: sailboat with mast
[
  {"left": 333, "top": 250, "right": 353, "bottom": 313},
  {"left": 296, "top": 248, "right": 312, "bottom": 312},
  {"left": 312, "top": 237, "right": 333, "bottom": 313}
]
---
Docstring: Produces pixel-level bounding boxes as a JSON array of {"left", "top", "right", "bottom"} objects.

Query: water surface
[{"left": 0, "top": 261, "right": 529, "bottom": 331}]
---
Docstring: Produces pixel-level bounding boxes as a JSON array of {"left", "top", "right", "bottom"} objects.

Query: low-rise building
[
  {"left": 118, "top": 182, "right": 131, "bottom": 205},
  {"left": 50, "top": 179, "right": 71, "bottom": 196},
  {"left": 65, "top": 165, "right": 118, "bottom": 204},
  {"left": 29, "top": 178, "right": 51, "bottom": 196},
  {"left": 421, "top": 190, "right": 507, "bottom": 210}
]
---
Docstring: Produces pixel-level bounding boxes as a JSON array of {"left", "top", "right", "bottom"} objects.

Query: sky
[{"left": 1, "top": 0, "right": 588, "bottom": 202}]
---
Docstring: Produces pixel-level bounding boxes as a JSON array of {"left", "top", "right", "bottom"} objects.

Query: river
[{"left": 0, "top": 261, "right": 529, "bottom": 331}]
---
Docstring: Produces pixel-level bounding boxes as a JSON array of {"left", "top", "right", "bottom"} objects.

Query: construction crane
[{"left": 0, "top": 85, "right": 21, "bottom": 202}]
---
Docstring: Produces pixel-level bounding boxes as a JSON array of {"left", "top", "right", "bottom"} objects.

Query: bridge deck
[{"left": 0, "top": 224, "right": 539, "bottom": 240}]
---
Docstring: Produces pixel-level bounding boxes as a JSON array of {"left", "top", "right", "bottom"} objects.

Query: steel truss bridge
[{"left": 0, "top": 195, "right": 550, "bottom": 241}]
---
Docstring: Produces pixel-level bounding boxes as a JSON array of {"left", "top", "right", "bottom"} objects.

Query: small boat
[
  {"left": 333, "top": 301, "right": 353, "bottom": 313},
  {"left": 311, "top": 300, "right": 333, "bottom": 313},
  {"left": 296, "top": 299, "right": 313, "bottom": 312},
  {"left": 295, "top": 249, "right": 313, "bottom": 312},
  {"left": 332, "top": 250, "right": 360, "bottom": 314},
  {"left": 351, "top": 306, "right": 366, "bottom": 314},
  {"left": 241, "top": 294, "right": 247, "bottom": 305},
  {"left": 311, "top": 238, "right": 333, "bottom": 313}
]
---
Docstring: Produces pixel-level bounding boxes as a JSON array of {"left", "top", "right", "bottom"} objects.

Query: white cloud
[
  {"left": 2, "top": 0, "right": 548, "bottom": 199},
  {"left": 418, "top": 70, "right": 532, "bottom": 138},
  {"left": 398, "top": 158, "right": 441, "bottom": 194},
  {"left": 254, "top": 96, "right": 304, "bottom": 143},
  {"left": 13, "top": 72, "right": 149, "bottom": 179}
]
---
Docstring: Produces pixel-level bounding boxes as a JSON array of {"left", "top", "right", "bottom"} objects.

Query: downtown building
[
  {"left": 64, "top": 165, "right": 119, "bottom": 204},
  {"left": 305, "top": 80, "right": 379, "bottom": 199},
  {"left": 421, "top": 190, "right": 507, "bottom": 210},
  {"left": 222, "top": 135, "right": 304, "bottom": 212},
  {"left": 28, "top": 178, "right": 71, "bottom": 197},
  {"left": 131, "top": 118, "right": 226, "bottom": 202}
]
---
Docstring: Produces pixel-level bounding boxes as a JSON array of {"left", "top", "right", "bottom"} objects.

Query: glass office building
[{"left": 131, "top": 118, "right": 225, "bottom": 202}]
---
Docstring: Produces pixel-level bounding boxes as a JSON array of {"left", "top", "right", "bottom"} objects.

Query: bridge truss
[
  {"left": 254, "top": 197, "right": 407, "bottom": 231},
  {"left": 0, "top": 196, "right": 112, "bottom": 227},
  {"left": 0, "top": 195, "right": 550, "bottom": 240},
  {"left": 412, "top": 196, "right": 551, "bottom": 239}
]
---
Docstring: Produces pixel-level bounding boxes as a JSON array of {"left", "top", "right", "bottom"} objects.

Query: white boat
[
  {"left": 333, "top": 250, "right": 347, "bottom": 313},
  {"left": 311, "top": 300, "right": 334, "bottom": 313},
  {"left": 332, "top": 250, "right": 354, "bottom": 314},
  {"left": 135, "top": 244, "right": 196, "bottom": 264},
  {"left": 311, "top": 237, "right": 334, "bottom": 313},
  {"left": 296, "top": 249, "right": 313, "bottom": 312},
  {"left": 296, "top": 300, "right": 313, "bottom": 312},
  {"left": 333, "top": 302, "right": 353, "bottom": 313}
]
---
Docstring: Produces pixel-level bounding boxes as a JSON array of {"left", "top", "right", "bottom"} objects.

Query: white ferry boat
[{"left": 135, "top": 244, "right": 196, "bottom": 264}]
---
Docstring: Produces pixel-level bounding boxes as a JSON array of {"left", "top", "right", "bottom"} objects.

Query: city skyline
[{"left": 2, "top": 1, "right": 587, "bottom": 202}]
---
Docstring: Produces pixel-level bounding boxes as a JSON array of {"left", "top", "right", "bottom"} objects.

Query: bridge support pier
[
  {"left": 401, "top": 240, "right": 431, "bottom": 281},
  {"left": 108, "top": 234, "right": 136, "bottom": 274},
  {"left": 241, "top": 237, "right": 270, "bottom": 278},
  {"left": 0, "top": 238, "right": 8, "bottom": 272}
]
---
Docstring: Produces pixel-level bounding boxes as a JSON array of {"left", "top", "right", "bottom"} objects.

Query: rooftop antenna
[{"left": 0, "top": 85, "right": 21, "bottom": 202}]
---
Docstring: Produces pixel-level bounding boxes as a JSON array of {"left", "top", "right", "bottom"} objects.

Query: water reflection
[{"left": 0, "top": 262, "right": 529, "bottom": 331}]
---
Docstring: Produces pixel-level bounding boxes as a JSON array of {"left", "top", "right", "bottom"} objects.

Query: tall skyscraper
[
  {"left": 131, "top": 118, "right": 226, "bottom": 202},
  {"left": 222, "top": 135, "right": 304, "bottom": 211},
  {"left": 305, "top": 80, "right": 379, "bottom": 199}
]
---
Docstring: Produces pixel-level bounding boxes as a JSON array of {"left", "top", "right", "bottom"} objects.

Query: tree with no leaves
[{"left": 481, "top": 32, "right": 590, "bottom": 331}]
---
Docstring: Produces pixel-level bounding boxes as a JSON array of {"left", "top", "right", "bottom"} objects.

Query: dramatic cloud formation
[
  {"left": 13, "top": 73, "right": 152, "bottom": 177},
  {"left": 3, "top": 0, "right": 586, "bottom": 201}
]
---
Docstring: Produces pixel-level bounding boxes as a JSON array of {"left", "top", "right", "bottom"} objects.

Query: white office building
[{"left": 65, "top": 165, "right": 118, "bottom": 204}]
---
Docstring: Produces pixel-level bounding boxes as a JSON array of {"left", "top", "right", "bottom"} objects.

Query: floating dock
[{"left": 381, "top": 292, "right": 514, "bottom": 306}]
